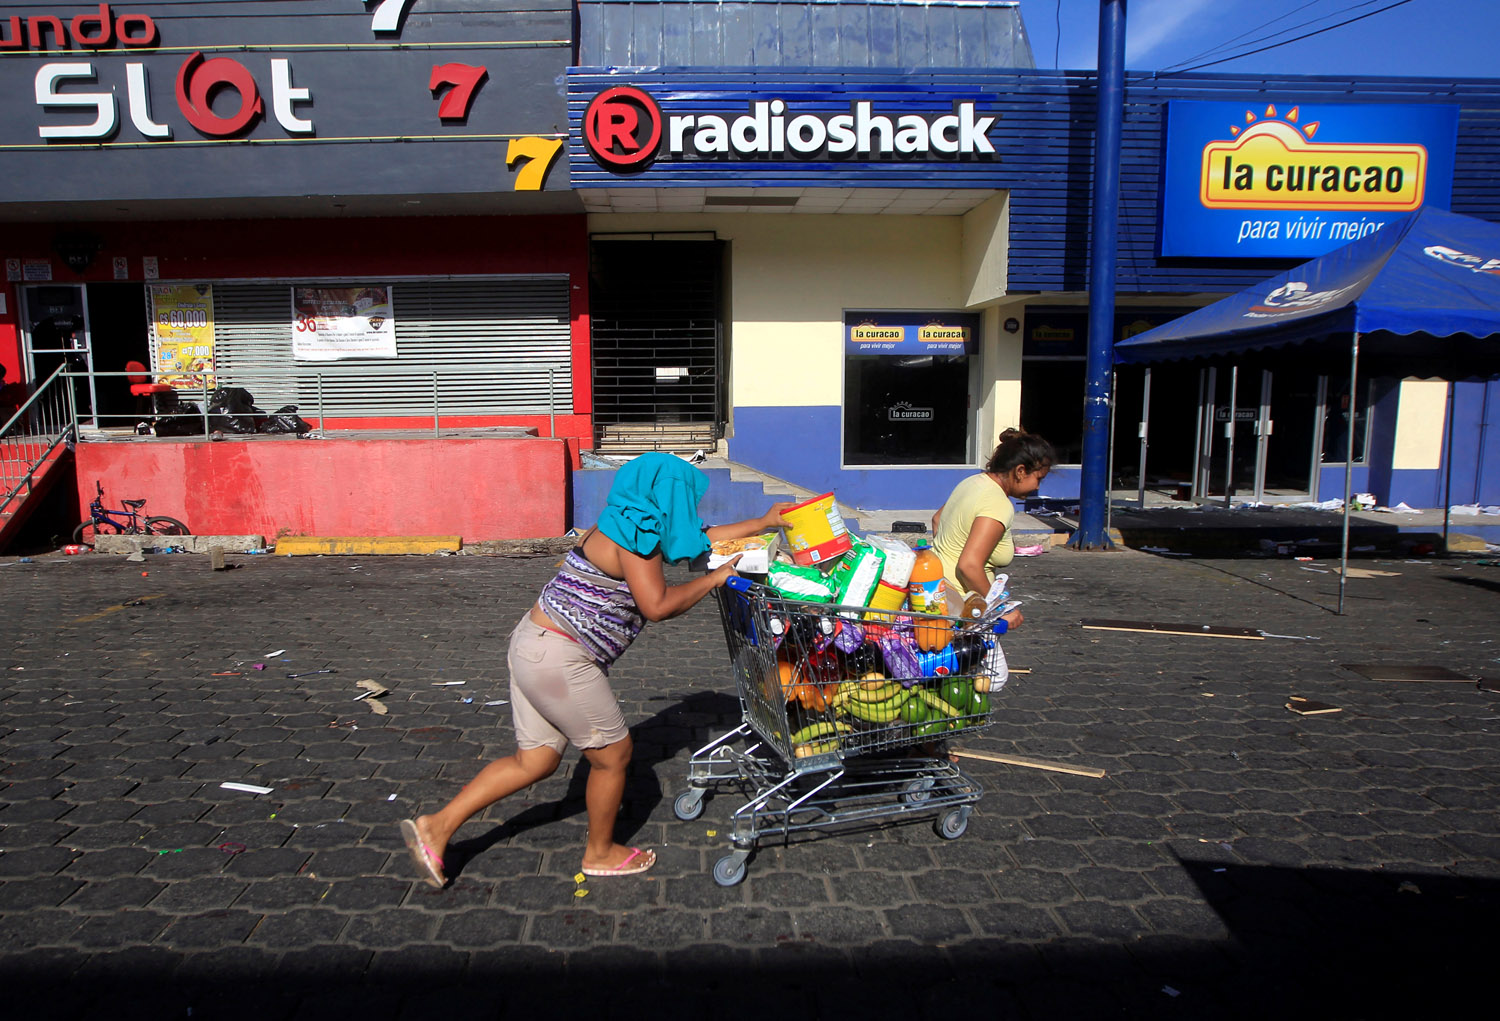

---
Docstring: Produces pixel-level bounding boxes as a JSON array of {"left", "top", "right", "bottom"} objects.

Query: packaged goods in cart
[
  {"left": 782, "top": 492, "right": 853, "bottom": 565},
  {"left": 767, "top": 561, "right": 838, "bottom": 602},
  {"left": 707, "top": 531, "right": 780, "bottom": 574},
  {"left": 826, "top": 539, "right": 886, "bottom": 616},
  {"left": 863, "top": 534, "right": 916, "bottom": 622},
  {"left": 908, "top": 540, "right": 947, "bottom": 614},
  {"left": 680, "top": 575, "right": 1018, "bottom": 885}
]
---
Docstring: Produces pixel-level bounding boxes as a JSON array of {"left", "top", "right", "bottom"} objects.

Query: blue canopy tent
[{"left": 1115, "top": 206, "right": 1500, "bottom": 612}]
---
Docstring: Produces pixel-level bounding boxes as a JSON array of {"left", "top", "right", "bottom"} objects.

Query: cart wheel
[
  {"left": 902, "top": 777, "right": 936, "bottom": 804},
  {"left": 712, "top": 852, "right": 748, "bottom": 887},
  {"left": 673, "top": 789, "right": 706, "bottom": 821},
  {"left": 935, "top": 808, "right": 969, "bottom": 840}
]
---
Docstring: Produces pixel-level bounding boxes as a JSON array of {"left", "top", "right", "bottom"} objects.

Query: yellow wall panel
[
  {"left": 1392, "top": 379, "right": 1448, "bottom": 470},
  {"left": 588, "top": 212, "right": 970, "bottom": 407}
]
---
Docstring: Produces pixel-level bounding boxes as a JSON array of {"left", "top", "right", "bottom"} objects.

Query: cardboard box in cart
[{"left": 706, "top": 532, "right": 781, "bottom": 574}]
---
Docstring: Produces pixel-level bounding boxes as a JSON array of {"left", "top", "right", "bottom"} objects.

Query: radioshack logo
[
  {"left": 1200, "top": 104, "right": 1427, "bottom": 213},
  {"left": 1244, "top": 280, "right": 1358, "bottom": 319},
  {"left": 582, "top": 86, "right": 998, "bottom": 170},
  {"left": 583, "top": 86, "right": 663, "bottom": 168},
  {"left": 1424, "top": 244, "right": 1500, "bottom": 276}
]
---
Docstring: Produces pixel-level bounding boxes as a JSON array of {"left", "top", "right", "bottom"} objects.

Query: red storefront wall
[{"left": 3, "top": 213, "right": 588, "bottom": 540}]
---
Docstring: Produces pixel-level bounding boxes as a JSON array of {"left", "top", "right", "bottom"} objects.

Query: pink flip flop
[
  {"left": 400, "top": 818, "right": 446, "bottom": 889},
  {"left": 581, "top": 847, "right": 656, "bottom": 877}
]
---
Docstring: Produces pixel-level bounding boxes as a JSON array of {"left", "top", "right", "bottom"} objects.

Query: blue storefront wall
[
  {"left": 727, "top": 406, "right": 1077, "bottom": 509},
  {"left": 570, "top": 68, "right": 1500, "bottom": 295},
  {"left": 568, "top": 66, "right": 1500, "bottom": 507}
]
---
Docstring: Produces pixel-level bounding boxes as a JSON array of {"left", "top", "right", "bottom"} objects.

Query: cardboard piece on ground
[
  {"left": 1344, "top": 560, "right": 1398, "bottom": 578},
  {"left": 950, "top": 747, "right": 1107, "bottom": 778},
  {"left": 1081, "top": 618, "right": 1264, "bottom": 640},
  {"left": 276, "top": 536, "right": 461, "bottom": 556},
  {"left": 1343, "top": 664, "right": 1474, "bottom": 683},
  {"left": 1287, "top": 696, "right": 1342, "bottom": 716}
]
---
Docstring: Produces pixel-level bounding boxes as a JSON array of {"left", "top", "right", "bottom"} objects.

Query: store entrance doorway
[
  {"left": 21, "top": 284, "right": 96, "bottom": 426},
  {"left": 589, "top": 237, "right": 725, "bottom": 453},
  {"left": 1193, "top": 363, "right": 1318, "bottom": 503},
  {"left": 85, "top": 283, "right": 151, "bottom": 428}
]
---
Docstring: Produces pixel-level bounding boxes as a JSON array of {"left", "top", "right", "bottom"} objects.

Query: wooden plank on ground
[
  {"left": 950, "top": 748, "right": 1107, "bottom": 778},
  {"left": 1286, "top": 696, "right": 1342, "bottom": 716},
  {"left": 1081, "top": 618, "right": 1263, "bottom": 640},
  {"left": 1342, "top": 664, "right": 1473, "bottom": 683},
  {"left": 276, "top": 536, "right": 462, "bottom": 556}
]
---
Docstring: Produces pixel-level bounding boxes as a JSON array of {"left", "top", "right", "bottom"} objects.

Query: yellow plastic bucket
[{"left": 782, "top": 492, "right": 852, "bottom": 566}]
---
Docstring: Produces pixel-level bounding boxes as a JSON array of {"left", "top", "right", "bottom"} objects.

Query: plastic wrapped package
[
  {"left": 767, "top": 562, "right": 838, "bottom": 603},
  {"left": 826, "top": 540, "right": 886, "bottom": 616},
  {"left": 864, "top": 534, "right": 917, "bottom": 621}
]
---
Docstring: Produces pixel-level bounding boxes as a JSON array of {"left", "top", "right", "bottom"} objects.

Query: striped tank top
[{"left": 536, "top": 548, "right": 646, "bottom": 669}]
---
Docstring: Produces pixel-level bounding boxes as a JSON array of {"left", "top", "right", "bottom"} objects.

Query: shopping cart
[{"left": 674, "top": 575, "right": 1011, "bottom": 886}]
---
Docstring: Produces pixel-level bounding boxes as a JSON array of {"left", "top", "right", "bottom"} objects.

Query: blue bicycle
[{"left": 73, "top": 480, "right": 191, "bottom": 546}]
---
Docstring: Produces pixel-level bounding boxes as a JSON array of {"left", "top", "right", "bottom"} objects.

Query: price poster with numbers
[
  {"left": 292, "top": 286, "right": 397, "bottom": 361},
  {"left": 149, "top": 283, "right": 216, "bottom": 389}
]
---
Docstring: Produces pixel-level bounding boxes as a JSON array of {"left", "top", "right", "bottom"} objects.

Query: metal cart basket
[{"left": 674, "top": 575, "right": 1011, "bottom": 885}]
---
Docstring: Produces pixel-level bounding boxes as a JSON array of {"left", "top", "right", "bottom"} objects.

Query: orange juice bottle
[{"left": 908, "top": 541, "right": 946, "bottom": 615}]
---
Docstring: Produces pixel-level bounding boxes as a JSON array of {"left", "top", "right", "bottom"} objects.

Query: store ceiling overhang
[
  {"left": 0, "top": 191, "right": 589, "bottom": 225},
  {"left": 580, "top": 188, "right": 1000, "bottom": 215},
  {"left": 0, "top": 188, "right": 1000, "bottom": 224}
]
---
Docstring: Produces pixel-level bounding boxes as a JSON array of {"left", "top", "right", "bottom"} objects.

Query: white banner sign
[{"left": 291, "top": 285, "right": 396, "bottom": 360}]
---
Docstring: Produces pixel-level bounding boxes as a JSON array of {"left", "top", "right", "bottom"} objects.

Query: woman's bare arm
[
  {"left": 618, "top": 548, "right": 741, "bottom": 622},
  {"left": 704, "top": 502, "right": 794, "bottom": 542},
  {"left": 955, "top": 515, "right": 1005, "bottom": 595}
]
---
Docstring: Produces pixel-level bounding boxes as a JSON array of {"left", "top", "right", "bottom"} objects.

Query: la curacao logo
[{"left": 1200, "top": 104, "right": 1427, "bottom": 213}]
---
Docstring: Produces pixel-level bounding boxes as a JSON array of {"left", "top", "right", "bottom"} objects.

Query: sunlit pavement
[{"left": 2, "top": 546, "right": 1497, "bottom": 1018}]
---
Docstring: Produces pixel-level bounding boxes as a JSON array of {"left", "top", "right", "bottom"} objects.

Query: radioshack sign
[
  {"left": 1160, "top": 100, "right": 1459, "bottom": 258},
  {"left": 581, "top": 86, "right": 999, "bottom": 168}
]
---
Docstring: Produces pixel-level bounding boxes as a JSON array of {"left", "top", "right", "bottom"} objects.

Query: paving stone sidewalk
[{"left": 1, "top": 546, "right": 1498, "bottom": 1019}]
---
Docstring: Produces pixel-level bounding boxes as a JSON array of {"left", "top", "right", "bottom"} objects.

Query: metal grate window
[
  {"left": 164, "top": 277, "right": 573, "bottom": 419},
  {"left": 590, "top": 240, "right": 723, "bottom": 429}
]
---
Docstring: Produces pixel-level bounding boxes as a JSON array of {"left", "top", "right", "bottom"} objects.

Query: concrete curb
[{"left": 94, "top": 534, "right": 266, "bottom": 554}]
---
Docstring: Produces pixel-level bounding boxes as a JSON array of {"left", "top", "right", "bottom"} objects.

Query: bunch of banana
[
  {"left": 832, "top": 680, "right": 912, "bottom": 724},
  {"left": 791, "top": 720, "right": 852, "bottom": 758}
]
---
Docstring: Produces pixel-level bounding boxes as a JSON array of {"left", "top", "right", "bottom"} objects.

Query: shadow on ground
[
  {"left": 1108, "top": 506, "right": 1438, "bottom": 560},
  {"left": 443, "top": 691, "right": 741, "bottom": 881},
  {"left": 9, "top": 861, "right": 1496, "bottom": 1020}
]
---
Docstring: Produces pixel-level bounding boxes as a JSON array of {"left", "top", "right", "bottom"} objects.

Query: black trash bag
[
  {"left": 206, "top": 386, "right": 262, "bottom": 434},
  {"left": 259, "top": 404, "right": 312, "bottom": 435},
  {"left": 153, "top": 397, "right": 204, "bottom": 436}
]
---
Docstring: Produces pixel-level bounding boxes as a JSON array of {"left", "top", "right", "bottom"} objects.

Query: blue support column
[{"left": 1074, "top": 0, "right": 1127, "bottom": 550}]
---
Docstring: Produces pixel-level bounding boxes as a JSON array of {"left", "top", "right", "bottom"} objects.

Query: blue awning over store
[{"left": 1115, "top": 207, "right": 1500, "bottom": 366}]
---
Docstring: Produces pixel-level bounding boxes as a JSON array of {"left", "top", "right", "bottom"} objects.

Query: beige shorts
[{"left": 506, "top": 617, "right": 630, "bottom": 754}]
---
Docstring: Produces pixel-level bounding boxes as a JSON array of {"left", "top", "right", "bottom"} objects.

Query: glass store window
[
  {"left": 1320, "top": 378, "right": 1372, "bottom": 464},
  {"left": 1021, "top": 307, "right": 1186, "bottom": 465},
  {"left": 843, "top": 312, "right": 978, "bottom": 467}
]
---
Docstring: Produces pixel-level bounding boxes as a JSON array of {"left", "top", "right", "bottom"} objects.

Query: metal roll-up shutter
[{"left": 206, "top": 277, "right": 572, "bottom": 420}]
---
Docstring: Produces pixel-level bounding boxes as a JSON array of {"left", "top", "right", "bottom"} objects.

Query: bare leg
[
  {"left": 579, "top": 735, "right": 647, "bottom": 870},
  {"left": 413, "top": 744, "right": 563, "bottom": 864}
]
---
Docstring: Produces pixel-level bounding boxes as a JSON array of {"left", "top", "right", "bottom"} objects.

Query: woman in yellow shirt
[{"left": 932, "top": 429, "right": 1055, "bottom": 600}]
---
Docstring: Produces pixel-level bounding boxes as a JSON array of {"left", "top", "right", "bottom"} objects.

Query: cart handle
[{"left": 725, "top": 574, "right": 754, "bottom": 593}]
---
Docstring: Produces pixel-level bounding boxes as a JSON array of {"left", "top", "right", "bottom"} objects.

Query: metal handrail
[
  {"left": 1, "top": 364, "right": 76, "bottom": 517},
  {"left": 56, "top": 366, "right": 567, "bottom": 440}
]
